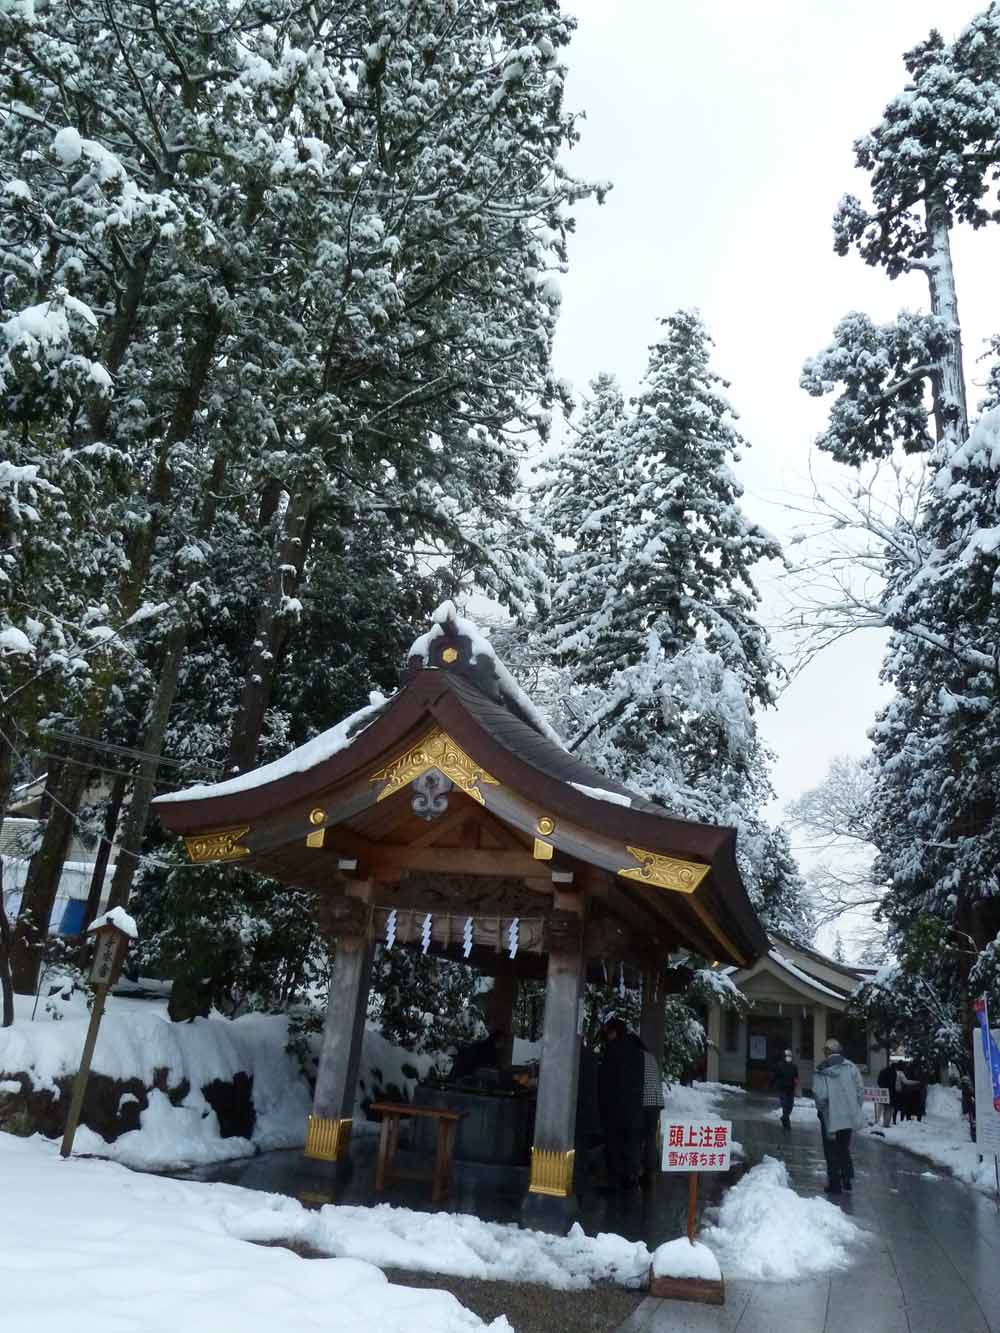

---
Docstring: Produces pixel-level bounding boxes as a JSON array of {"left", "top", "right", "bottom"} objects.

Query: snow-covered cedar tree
[
  {"left": 1, "top": 0, "right": 603, "bottom": 983},
  {"left": 800, "top": 310, "right": 954, "bottom": 464},
  {"left": 535, "top": 372, "right": 633, "bottom": 669},
  {"left": 533, "top": 313, "right": 807, "bottom": 942},
  {"left": 807, "top": 8, "right": 1000, "bottom": 464},
  {"left": 863, "top": 411, "right": 1000, "bottom": 1045},
  {"left": 798, "top": 7, "right": 1000, "bottom": 1064}
]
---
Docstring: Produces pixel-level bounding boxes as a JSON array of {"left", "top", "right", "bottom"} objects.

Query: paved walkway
[{"left": 621, "top": 1094, "right": 1000, "bottom": 1333}]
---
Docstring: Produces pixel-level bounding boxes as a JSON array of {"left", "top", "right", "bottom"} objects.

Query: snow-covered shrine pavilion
[{"left": 155, "top": 603, "right": 767, "bottom": 1229}]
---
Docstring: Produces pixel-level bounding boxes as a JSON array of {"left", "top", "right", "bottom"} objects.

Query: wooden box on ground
[{"left": 648, "top": 1271, "right": 725, "bottom": 1305}]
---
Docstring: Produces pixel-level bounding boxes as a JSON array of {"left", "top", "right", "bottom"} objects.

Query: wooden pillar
[
  {"left": 306, "top": 885, "right": 373, "bottom": 1165},
  {"left": 522, "top": 903, "right": 585, "bottom": 1233},
  {"left": 705, "top": 1004, "right": 722, "bottom": 1084},
  {"left": 640, "top": 976, "right": 665, "bottom": 1069}
]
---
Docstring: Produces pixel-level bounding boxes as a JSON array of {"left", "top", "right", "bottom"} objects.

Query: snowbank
[
  {"left": 868, "top": 1084, "right": 999, "bottom": 1196},
  {"left": 0, "top": 1132, "right": 508, "bottom": 1332},
  {"left": 230, "top": 1202, "right": 652, "bottom": 1291},
  {"left": 701, "top": 1156, "right": 863, "bottom": 1281},
  {"left": 0, "top": 993, "right": 451, "bottom": 1167},
  {"left": 0, "top": 1000, "right": 313, "bottom": 1166}
]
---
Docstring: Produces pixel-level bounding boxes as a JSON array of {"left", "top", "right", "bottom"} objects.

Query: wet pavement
[{"left": 622, "top": 1093, "right": 1000, "bottom": 1333}]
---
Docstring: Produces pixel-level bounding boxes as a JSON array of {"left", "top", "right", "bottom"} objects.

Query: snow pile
[
  {"left": 355, "top": 1024, "right": 439, "bottom": 1127},
  {"left": 701, "top": 1156, "right": 863, "bottom": 1281},
  {"left": 229, "top": 1203, "right": 652, "bottom": 1291},
  {"left": 869, "top": 1084, "right": 999, "bottom": 1195},
  {"left": 75, "top": 1087, "right": 257, "bottom": 1170},
  {"left": 0, "top": 1133, "right": 507, "bottom": 1332},
  {"left": 652, "top": 1238, "right": 721, "bottom": 1282}
]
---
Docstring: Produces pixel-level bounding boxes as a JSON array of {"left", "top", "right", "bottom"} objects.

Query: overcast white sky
[{"left": 551, "top": 1, "right": 995, "bottom": 824}]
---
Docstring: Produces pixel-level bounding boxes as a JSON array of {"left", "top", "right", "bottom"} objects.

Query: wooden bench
[{"left": 369, "top": 1101, "right": 465, "bottom": 1204}]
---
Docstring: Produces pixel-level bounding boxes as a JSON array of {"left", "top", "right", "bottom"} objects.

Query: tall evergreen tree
[
  {"left": 538, "top": 313, "right": 808, "bottom": 940},
  {"left": 802, "top": 8, "right": 1000, "bottom": 1061}
]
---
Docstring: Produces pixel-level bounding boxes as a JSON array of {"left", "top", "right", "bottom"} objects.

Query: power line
[
  {"left": 0, "top": 723, "right": 184, "bottom": 873},
  {"left": 43, "top": 727, "right": 221, "bottom": 775}
]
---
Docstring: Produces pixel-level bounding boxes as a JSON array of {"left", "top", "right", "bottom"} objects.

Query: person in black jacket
[
  {"left": 598, "top": 1017, "right": 645, "bottom": 1189},
  {"left": 876, "top": 1061, "right": 898, "bottom": 1128},
  {"left": 771, "top": 1049, "right": 799, "bottom": 1131}
]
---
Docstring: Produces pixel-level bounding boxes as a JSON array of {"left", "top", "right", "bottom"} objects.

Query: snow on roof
[
  {"left": 409, "top": 600, "right": 567, "bottom": 749},
  {"left": 153, "top": 693, "right": 388, "bottom": 805},
  {"left": 569, "top": 780, "right": 634, "bottom": 808},
  {"left": 767, "top": 948, "right": 849, "bottom": 1001},
  {"left": 88, "top": 905, "right": 138, "bottom": 939}
]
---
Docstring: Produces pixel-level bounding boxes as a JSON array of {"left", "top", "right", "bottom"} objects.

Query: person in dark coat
[
  {"left": 771, "top": 1049, "right": 799, "bottom": 1130},
  {"left": 573, "top": 1042, "right": 603, "bottom": 1196},
  {"left": 598, "top": 1017, "right": 645, "bottom": 1189},
  {"left": 876, "top": 1061, "right": 898, "bottom": 1128}
]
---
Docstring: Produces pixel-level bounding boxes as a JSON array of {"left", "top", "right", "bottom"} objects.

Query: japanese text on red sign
[{"left": 661, "top": 1119, "right": 732, "bottom": 1172}]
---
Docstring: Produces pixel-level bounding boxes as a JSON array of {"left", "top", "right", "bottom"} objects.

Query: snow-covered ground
[
  {"left": 701, "top": 1156, "right": 865, "bottom": 1281},
  {"left": 0, "top": 1131, "right": 509, "bottom": 1332},
  {"left": 865, "top": 1084, "right": 1000, "bottom": 1197}
]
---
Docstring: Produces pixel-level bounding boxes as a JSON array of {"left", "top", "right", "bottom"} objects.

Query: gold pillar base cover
[
  {"left": 304, "top": 1114, "right": 353, "bottom": 1162},
  {"left": 528, "top": 1146, "right": 575, "bottom": 1198}
]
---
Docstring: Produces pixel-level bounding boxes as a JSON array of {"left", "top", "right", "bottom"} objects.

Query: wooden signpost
[
  {"left": 60, "top": 910, "right": 135, "bottom": 1159},
  {"left": 653, "top": 1116, "right": 732, "bottom": 1304}
]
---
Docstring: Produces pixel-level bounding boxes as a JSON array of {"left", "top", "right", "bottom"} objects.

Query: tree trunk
[
  {"left": 105, "top": 623, "right": 186, "bottom": 912},
  {"left": 225, "top": 485, "right": 315, "bottom": 776},
  {"left": 10, "top": 747, "right": 93, "bottom": 994},
  {"left": 105, "top": 447, "right": 229, "bottom": 912},
  {"left": 923, "top": 195, "right": 969, "bottom": 447}
]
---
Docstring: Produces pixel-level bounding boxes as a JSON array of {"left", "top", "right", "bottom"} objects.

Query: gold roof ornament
[
  {"left": 184, "top": 826, "right": 250, "bottom": 863},
  {"left": 370, "top": 727, "right": 499, "bottom": 806},
  {"left": 618, "top": 846, "right": 710, "bottom": 894}
]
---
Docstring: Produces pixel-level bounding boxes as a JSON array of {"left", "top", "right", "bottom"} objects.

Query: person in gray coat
[{"left": 812, "top": 1038, "right": 864, "bottom": 1195}]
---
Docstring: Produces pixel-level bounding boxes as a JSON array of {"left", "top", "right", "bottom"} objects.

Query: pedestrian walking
[
  {"left": 640, "top": 1041, "right": 665, "bottom": 1181},
  {"left": 813, "top": 1037, "right": 864, "bottom": 1195},
  {"left": 771, "top": 1048, "right": 799, "bottom": 1131},
  {"left": 598, "top": 1016, "right": 645, "bottom": 1189}
]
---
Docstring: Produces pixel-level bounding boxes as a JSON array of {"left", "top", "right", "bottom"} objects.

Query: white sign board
[
  {"left": 973, "top": 1022, "right": 1000, "bottom": 1157},
  {"left": 90, "top": 930, "right": 122, "bottom": 986},
  {"left": 661, "top": 1118, "right": 732, "bottom": 1172},
  {"left": 863, "top": 1086, "right": 890, "bottom": 1104}
]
